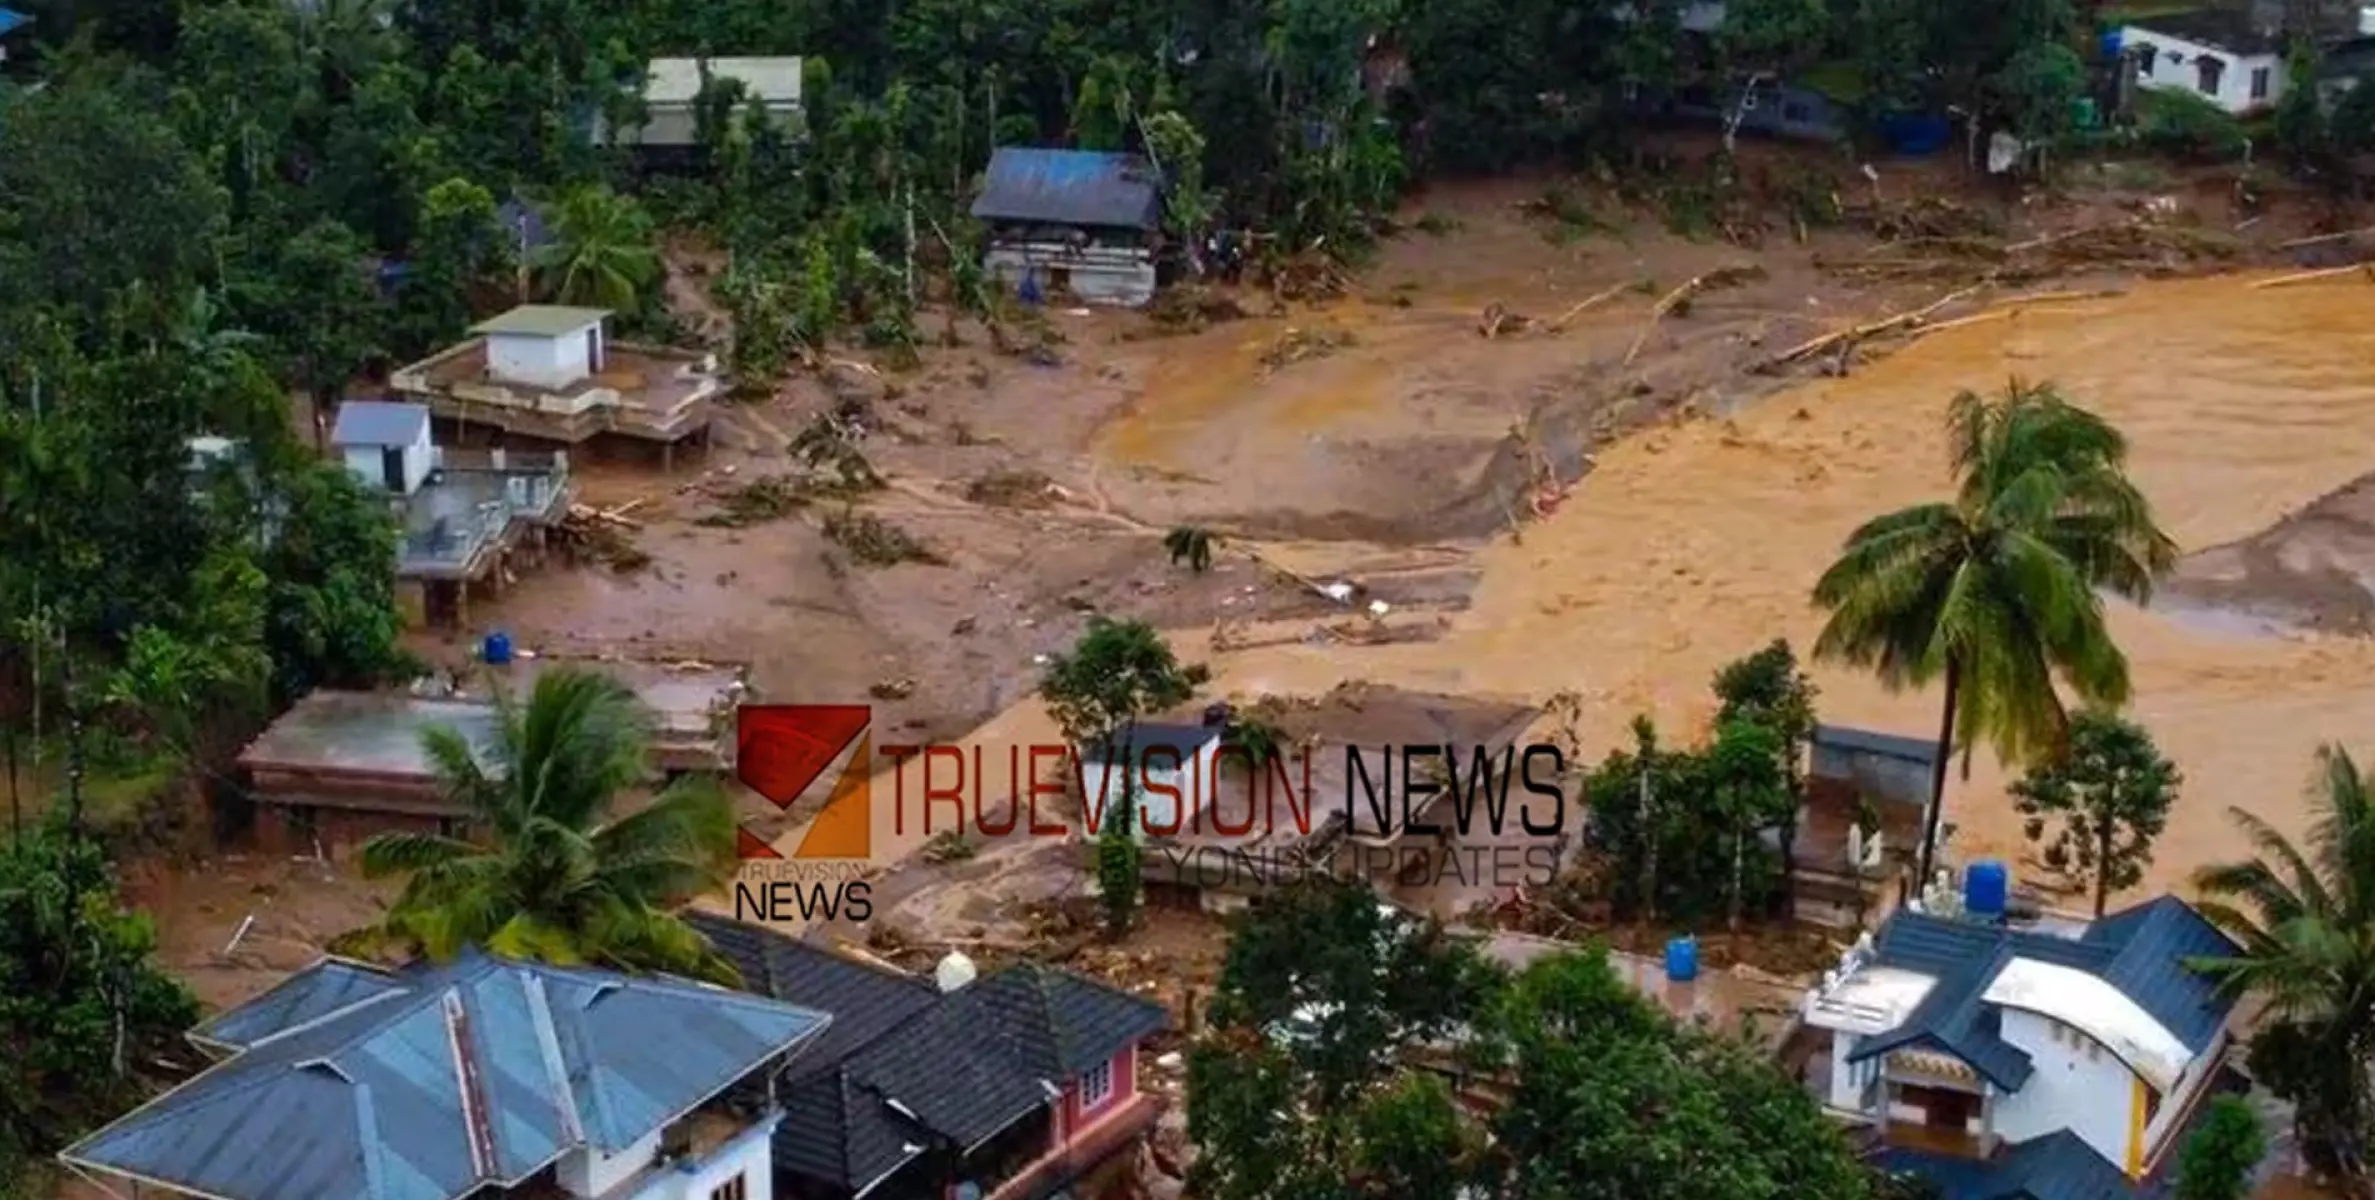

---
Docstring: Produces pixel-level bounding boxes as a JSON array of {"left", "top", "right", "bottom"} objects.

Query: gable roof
[
  {"left": 971, "top": 148, "right": 1163, "bottom": 231},
  {"left": 62, "top": 950, "right": 829, "bottom": 1200},
  {"left": 330, "top": 400, "right": 431, "bottom": 448},
  {"left": 687, "top": 915, "right": 1166, "bottom": 1194},
  {"left": 1847, "top": 898, "right": 2239, "bottom": 1091},
  {"left": 471, "top": 304, "right": 610, "bottom": 338}
]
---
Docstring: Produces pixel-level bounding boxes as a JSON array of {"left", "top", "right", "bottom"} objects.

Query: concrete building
[
  {"left": 972, "top": 148, "right": 1164, "bottom": 308},
  {"left": 1798, "top": 880, "right": 2248, "bottom": 1197},
  {"left": 328, "top": 399, "right": 572, "bottom": 627},
  {"left": 60, "top": 949, "right": 829, "bottom": 1200},
  {"left": 233, "top": 660, "right": 748, "bottom": 858},
  {"left": 390, "top": 305, "right": 724, "bottom": 467},
  {"left": 595, "top": 57, "right": 805, "bottom": 151},
  {"left": 2121, "top": 9, "right": 2290, "bottom": 114}
]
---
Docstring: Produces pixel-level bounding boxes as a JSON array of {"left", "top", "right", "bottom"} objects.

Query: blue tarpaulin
[
  {"left": 970, "top": 148, "right": 1162, "bottom": 231},
  {"left": 0, "top": 9, "right": 33, "bottom": 36}
]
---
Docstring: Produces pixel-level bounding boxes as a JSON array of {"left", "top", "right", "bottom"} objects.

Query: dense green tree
[
  {"left": 358, "top": 668, "right": 743, "bottom": 983},
  {"left": 2010, "top": 709, "right": 2178, "bottom": 916},
  {"left": 1038, "top": 615, "right": 1195, "bottom": 745},
  {"left": 2192, "top": 745, "right": 2375, "bottom": 1180},
  {"left": 535, "top": 183, "right": 665, "bottom": 312},
  {"left": 1811, "top": 380, "right": 2175, "bottom": 885},
  {"left": 2175, "top": 1095, "right": 2268, "bottom": 1200}
]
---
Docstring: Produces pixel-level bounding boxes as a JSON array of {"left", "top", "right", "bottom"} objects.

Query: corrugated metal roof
[
  {"left": 331, "top": 401, "right": 431, "bottom": 448},
  {"left": 61, "top": 950, "right": 829, "bottom": 1200},
  {"left": 1812, "top": 723, "right": 1937, "bottom": 765},
  {"left": 1847, "top": 897, "right": 2239, "bottom": 1092},
  {"left": 470, "top": 305, "right": 610, "bottom": 338},
  {"left": 971, "top": 148, "right": 1163, "bottom": 231},
  {"left": 190, "top": 960, "right": 410, "bottom": 1051},
  {"left": 643, "top": 57, "right": 804, "bottom": 106},
  {"left": 1877, "top": 1129, "right": 2143, "bottom": 1199}
]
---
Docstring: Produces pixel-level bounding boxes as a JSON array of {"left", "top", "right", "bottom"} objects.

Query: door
[{"left": 381, "top": 446, "right": 406, "bottom": 491}]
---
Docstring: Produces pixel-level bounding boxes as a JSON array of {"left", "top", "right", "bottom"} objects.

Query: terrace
[
  {"left": 396, "top": 446, "right": 571, "bottom": 580},
  {"left": 391, "top": 333, "right": 723, "bottom": 447}
]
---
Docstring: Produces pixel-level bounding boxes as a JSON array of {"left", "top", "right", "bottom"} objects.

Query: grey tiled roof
[
  {"left": 61, "top": 949, "right": 829, "bottom": 1200},
  {"left": 330, "top": 400, "right": 431, "bottom": 448},
  {"left": 1847, "top": 896, "right": 2240, "bottom": 1091},
  {"left": 689, "top": 915, "right": 1167, "bottom": 1194}
]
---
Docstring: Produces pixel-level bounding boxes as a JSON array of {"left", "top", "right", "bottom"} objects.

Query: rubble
[
  {"left": 1146, "top": 284, "right": 1250, "bottom": 330},
  {"left": 821, "top": 508, "right": 944, "bottom": 567},
  {"left": 557, "top": 503, "right": 652, "bottom": 572},
  {"left": 962, "top": 469, "right": 1062, "bottom": 509},
  {"left": 1259, "top": 327, "right": 1356, "bottom": 372}
]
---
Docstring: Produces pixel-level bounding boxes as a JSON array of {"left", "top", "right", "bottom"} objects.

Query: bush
[{"left": 2133, "top": 88, "right": 2248, "bottom": 163}]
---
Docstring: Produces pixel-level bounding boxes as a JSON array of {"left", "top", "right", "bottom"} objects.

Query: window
[
  {"left": 2251, "top": 66, "right": 2271, "bottom": 100},
  {"left": 709, "top": 1175, "right": 746, "bottom": 1200},
  {"left": 2136, "top": 44, "right": 2156, "bottom": 77},
  {"left": 1079, "top": 1060, "right": 1115, "bottom": 1111},
  {"left": 2197, "top": 55, "right": 2224, "bottom": 95}
]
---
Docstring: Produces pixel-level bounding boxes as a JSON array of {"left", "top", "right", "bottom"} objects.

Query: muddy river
[{"left": 1182, "top": 273, "right": 2375, "bottom": 897}]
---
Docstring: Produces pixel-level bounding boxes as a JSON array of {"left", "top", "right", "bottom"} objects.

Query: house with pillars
[{"left": 1800, "top": 885, "right": 2247, "bottom": 1197}]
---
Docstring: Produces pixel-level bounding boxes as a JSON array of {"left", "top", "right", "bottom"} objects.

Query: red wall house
[
  {"left": 1053, "top": 1043, "right": 1139, "bottom": 1144},
  {"left": 980, "top": 1040, "right": 1164, "bottom": 1200}
]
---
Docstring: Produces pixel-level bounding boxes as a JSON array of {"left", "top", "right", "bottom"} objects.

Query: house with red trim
[{"left": 688, "top": 914, "right": 1168, "bottom": 1200}]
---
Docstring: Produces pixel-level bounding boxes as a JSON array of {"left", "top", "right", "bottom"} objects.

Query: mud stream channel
[{"left": 1167, "top": 273, "right": 2375, "bottom": 897}]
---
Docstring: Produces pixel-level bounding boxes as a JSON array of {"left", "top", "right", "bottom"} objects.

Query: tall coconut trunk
[{"left": 1915, "top": 657, "right": 1961, "bottom": 893}]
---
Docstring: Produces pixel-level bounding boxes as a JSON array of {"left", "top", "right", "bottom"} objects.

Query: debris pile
[
  {"left": 1146, "top": 284, "right": 1250, "bottom": 331},
  {"left": 962, "top": 469, "right": 1062, "bottom": 509},
  {"left": 787, "top": 404, "right": 886, "bottom": 497},
  {"left": 1824, "top": 203, "right": 2240, "bottom": 287},
  {"left": 696, "top": 475, "right": 805, "bottom": 527},
  {"left": 1266, "top": 249, "right": 1349, "bottom": 303},
  {"left": 1259, "top": 326, "right": 1355, "bottom": 372},
  {"left": 822, "top": 508, "right": 944, "bottom": 567},
  {"left": 557, "top": 502, "right": 651, "bottom": 572}
]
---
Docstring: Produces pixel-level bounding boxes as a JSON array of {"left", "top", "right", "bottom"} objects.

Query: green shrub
[{"left": 2133, "top": 88, "right": 2248, "bottom": 163}]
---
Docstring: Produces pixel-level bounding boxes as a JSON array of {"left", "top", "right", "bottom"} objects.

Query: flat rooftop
[
  {"left": 471, "top": 305, "right": 610, "bottom": 337},
  {"left": 407, "top": 340, "right": 713, "bottom": 417},
  {"left": 462, "top": 656, "right": 747, "bottom": 747},
  {"left": 238, "top": 693, "right": 502, "bottom": 780}
]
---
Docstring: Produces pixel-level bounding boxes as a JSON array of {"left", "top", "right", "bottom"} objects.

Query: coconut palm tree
[
  {"left": 533, "top": 184, "right": 663, "bottom": 313},
  {"left": 2190, "top": 745, "right": 2375, "bottom": 1177},
  {"left": 1810, "top": 379, "right": 2176, "bottom": 885},
  {"left": 357, "top": 667, "right": 742, "bottom": 984}
]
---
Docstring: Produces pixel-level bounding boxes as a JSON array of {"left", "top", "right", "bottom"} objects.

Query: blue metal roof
[
  {"left": 970, "top": 148, "right": 1163, "bottom": 231},
  {"left": 1848, "top": 897, "right": 2240, "bottom": 1090},
  {"left": 62, "top": 950, "right": 831, "bottom": 1200},
  {"left": 331, "top": 400, "right": 431, "bottom": 448},
  {"left": 1877, "top": 1129, "right": 2143, "bottom": 1199},
  {"left": 0, "top": 9, "right": 31, "bottom": 36},
  {"left": 190, "top": 959, "right": 410, "bottom": 1051}
]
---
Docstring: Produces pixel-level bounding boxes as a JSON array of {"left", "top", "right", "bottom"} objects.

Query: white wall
[
  {"left": 2124, "top": 26, "right": 2285, "bottom": 114},
  {"left": 558, "top": 1129, "right": 664, "bottom": 1197},
  {"left": 337, "top": 420, "right": 434, "bottom": 493},
  {"left": 1826, "top": 1031, "right": 1883, "bottom": 1111},
  {"left": 1078, "top": 739, "right": 1223, "bottom": 839},
  {"left": 487, "top": 326, "right": 599, "bottom": 388},
  {"left": 632, "top": 1116, "right": 777, "bottom": 1200},
  {"left": 2142, "top": 1023, "right": 2229, "bottom": 1162},
  {"left": 1992, "top": 1008, "right": 2142, "bottom": 1170}
]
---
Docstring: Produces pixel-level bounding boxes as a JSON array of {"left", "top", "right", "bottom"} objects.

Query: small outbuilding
[{"left": 971, "top": 148, "right": 1164, "bottom": 308}]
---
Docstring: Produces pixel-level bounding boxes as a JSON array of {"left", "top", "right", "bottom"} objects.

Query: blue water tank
[
  {"left": 1965, "top": 859, "right": 2010, "bottom": 918},
  {"left": 2099, "top": 29, "right": 2124, "bottom": 61},
  {"left": 1879, "top": 114, "right": 1952, "bottom": 157},
  {"left": 481, "top": 631, "right": 513, "bottom": 666},
  {"left": 1665, "top": 937, "right": 1700, "bottom": 983}
]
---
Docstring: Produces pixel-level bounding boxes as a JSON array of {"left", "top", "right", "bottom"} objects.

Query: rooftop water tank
[
  {"left": 936, "top": 950, "right": 978, "bottom": 993},
  {"left": 1965, "top": 859, "right": 2010, "bottom": 918},
  {"left": 1665, "top": 936, "right": 1699, "bottom": 983},
  {"left": 481, "top": 631, "right": 513, "bottom": 666}
]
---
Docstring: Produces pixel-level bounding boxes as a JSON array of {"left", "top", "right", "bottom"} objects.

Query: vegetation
[
  {"left": 1811, "top": 379, "right": 2175, "bottom": 886},
  {"left": 1038, "top": 616, "right": 1195, "bottom": 745},
  {"left": 358, "top": 668, "right": 744, "bottom": 985},
  {"left": 2174, "top": 1095, "right": 2268, "bottom": 1200},
  {"left": 2010, "top": 708, "right": 2178, "bottom": 916},
  {"left": 1096, "top": 781, "right": 1143, "bottom": 937},
  {"left": 1188, "top": 876, "right": 1882, "bottom": 1199},
  {"left": 0, "top": 824, "right": 199, "bottom": 1190},
  {"left": 2192, "top": 745, "right": 2375, "bottom": 1182}
]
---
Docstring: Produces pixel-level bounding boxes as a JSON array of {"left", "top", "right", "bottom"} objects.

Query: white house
[
  {"left": 1800, "top": 888, "right": 2244, "bottom": 1196},
  {"left": 2122, "top": 8, "right": 2291, "bottom": 114},
  {"left": 476, "top": 304, "right": 611, "bottom": 389},
  {"left": 600, "top": 57, "right": 805, "bottom": 149},
  {"left": 329, "top": 398, "right": 436, "bottom": 494},
  {"left": 1076, "top": 720, "right": 1226, "bottom": 838},
  {"left": 59, "top": 948, "right": 829, "bottom": 1200}
]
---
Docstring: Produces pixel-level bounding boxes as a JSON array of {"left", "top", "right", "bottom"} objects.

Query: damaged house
[{"left": 972, "top": 148, "right": 1164, "bottom": 308}]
